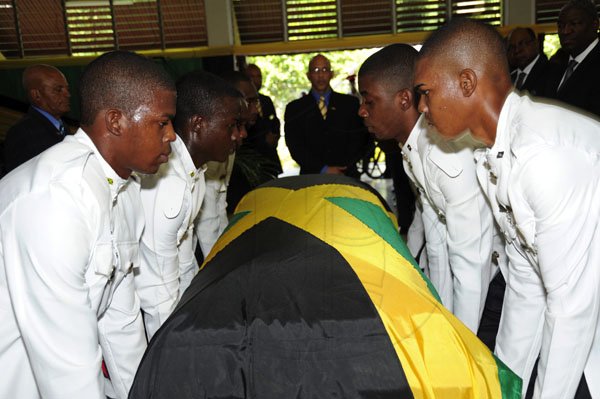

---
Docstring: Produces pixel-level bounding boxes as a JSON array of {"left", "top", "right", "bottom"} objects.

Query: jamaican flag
[{"left": 129, "top": 174, "right": 521, "bottom": 399}]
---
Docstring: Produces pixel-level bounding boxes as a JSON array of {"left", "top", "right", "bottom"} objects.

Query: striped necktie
[
  {"left": 318, "top": 95, "right": 327, "bottom": 120},
  {"left": 256, "top": 98, "right": 263, "bottom": 118}
]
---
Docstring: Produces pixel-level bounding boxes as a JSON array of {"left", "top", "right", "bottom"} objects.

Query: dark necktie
[
  {"left": 510, "top": 70, "right": 518, "bottom": 84},
  {"left": 558, "top": 60, "right": 578, "bottom": 91},
  {"left": 58, "top": 122, "right": 67, "bottom": 136},
  {"left": 514, "top": 71, "right": 527, "bottom": 90}
]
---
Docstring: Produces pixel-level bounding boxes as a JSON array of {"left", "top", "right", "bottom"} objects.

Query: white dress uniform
[
  {"left": 0, "top": 130, "right": 146, "bottom": 399},
  {"left": 402, "top": 115, "right": 497, "bottom": 332},
  {"left": 195, "top": 154, "right": 234, "bottom": 258},
  {"left": 137, "top": 135, "right": 206, "bottom": 340},
  {"left": 475, "top": 92, "right": 600, "bottom": 399}
]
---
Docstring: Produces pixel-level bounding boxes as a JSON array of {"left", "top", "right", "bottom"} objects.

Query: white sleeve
[
  {"left": 98, "top": 270, "right": 146, "bottom": 398},
  {"left": 3, "top": 186, "right": 105, "bottom": 399},
  {"left": 421, "top": 198, "right": 452, "bottom": 311},
  {"left": 494, "top": 238, "right": 545, "bottom": 392},
  {"left": 196, "top": 177, "right": 228, "bottom": 258},
  {"left": 437, "top": 153, "right": 495, "bottom": 332},
  {"left": 517, "top": 147, "right": 600, "bottom": 398},
  {"left": 137, "top": 175, "right": 186, "bottom": 339}
]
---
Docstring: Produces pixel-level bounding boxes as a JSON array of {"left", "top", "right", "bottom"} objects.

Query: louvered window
[
  {"left": 233, "top": 0, "right": 284, "bottom": 43},
  {"left": 536, "top": 0, "right": 600, "bottom": 24},
  {"left": 66, "top": 1, "right": 115, "bottom": 54},
  {"left": 287, "top": 0, "right": 338, "bottom": 40},
  {"left": 341, "top": 0, "right": 393, "bottom": 36},
  {"left": 0, "top": 0, "right": 207, "bottom": 58},
  {"left": 233, "top": 0, "right": 502, "bottom": 44},
  {"left": 0, "top": 0, "right": 68, "bottom": 57},
  {"left": 452, "top": 0, "right": 501, "bottom": 25}
]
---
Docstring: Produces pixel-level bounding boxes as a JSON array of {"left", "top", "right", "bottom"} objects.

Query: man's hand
[
  {"left": 265, "top": 132, "right": 280, "bottom": 147},
  {"left": 324, "top": 166, "right": 347, "bottom": 175}
]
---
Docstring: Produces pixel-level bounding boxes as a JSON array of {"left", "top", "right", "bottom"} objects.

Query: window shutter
[
  {"left": 0, "top": 0, "right": 21, "bottom": 57},
  {"left": 396, "top": 0, "right": 447, "bottom": 32},
  {"left": 536, "top": 0, "right": 600, "bottom": 24},
  {"left": 286, "top": 0, "right": 338, "bottom": 41},
  {"left": 233, "top": 0, "right": 284, "bottom": 43},
  {"left": 66, "top": 1, "right": 115, "bottom": 54},
  {"left": 2, "top": 0, "right": 69, "bottom": 57},
  {"left": 113, "top": 0, "right": 161, "bottom": 51},
  {"left": 452, "top": 0, "right": 502, "bottom": 26},
  {"left": 161, "top": 0, "right": 207, "bottom": 48},
  {"left": 340, "top": 0, "right": 393, "bottom": 36}
]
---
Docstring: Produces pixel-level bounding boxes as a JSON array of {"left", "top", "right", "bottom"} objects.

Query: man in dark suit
[
  {"left": 3, "top": 64, "right": 71, "bottom": 175},
  {"left": 244, "top": 63, "right": 282, "bottom": 174},
  {"left": 545, "top": 0, "right": 600, "bottom": 118},
  {"left": 507, "top": 27, "right": 550, "bottom": 96},
  {"left": 284, "top": 54, "right": 371, "bottom": 178}
]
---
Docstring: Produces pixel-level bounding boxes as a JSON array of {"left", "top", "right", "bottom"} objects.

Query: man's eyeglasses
[{"left": 309, "top": 67, "right": 332, "bottom": 74}]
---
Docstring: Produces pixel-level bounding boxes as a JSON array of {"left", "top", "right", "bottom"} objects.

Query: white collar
[
  {"left": 519, "top": 54, "right": 541, "bottom": 75},
  {"left": 570, "top": 38, "right": 599, "bottom": 64},
  {"left": 401, "top": 114, "right": 427, "bottom": 154},
  {"left": 74, "top": 129, "right": 130, "bottom": 191},
  {"left": 172, "top": 134, "right": 206, "bottom": 182}
]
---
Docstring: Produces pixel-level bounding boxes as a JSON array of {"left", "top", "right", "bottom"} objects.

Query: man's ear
[
  {"left": 190, "top": 114, "right": 203, "bottom": 135},
  {"left": 105, "top": 109, "right": 124, "bottom": 136},
  {"left": 29, "top": 89, "right": 40, "bottom": 105},
  {"left": 396, "top": 88, "right": 414, "bottom": 111},
  {"left": 459, "top": 69, "right": 477, "bottom": 97}
]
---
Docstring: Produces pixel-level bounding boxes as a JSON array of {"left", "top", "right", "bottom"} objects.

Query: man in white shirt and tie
[{"left": 506, "top": 27, "right": 549, "bottom": 96}]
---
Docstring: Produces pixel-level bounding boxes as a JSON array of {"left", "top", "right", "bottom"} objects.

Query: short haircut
[
  {"left": 514, "top": 27, "right": 537, "bottom": 41},
  {"left": 79, "top": 51, "right": 175, "bottom": 126},
  {"left": 358, "top": 44, "right": 418, "bottom": 92},
  {"left": 173, "top": 70, "right": 243, "bottom": 132},
  {"left": 561, "top": 0, "right": 599, "bottom": 21},
  {"left": 219, "top": 70, "right": 252, "bottom": 89},
  {"left": 419, "top": 17, "right": 509, "bottom": 75}
]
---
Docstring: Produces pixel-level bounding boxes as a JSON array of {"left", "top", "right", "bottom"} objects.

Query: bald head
[
  {"left": 415, "top": 18, "right": 512, "bottom": 146},
  {"left": 22, "top": 64, "right": 70, "bottom": 118},
  {"left": 244, "top": 63, "right": 262, "bottom": 91},
  {"left": 307, "top": 54, "right": 333, "bottom": 94}
]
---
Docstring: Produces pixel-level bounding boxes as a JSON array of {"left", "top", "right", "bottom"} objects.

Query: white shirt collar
[
  {"left": 73, "top": 128, "right": 130, "bottom": 191},
  {"left": 489, "top": 91, "right": 519, "bottom": 163},
  {"left": 570, "top": 38, "right": 599, "bottom": 65},
  {"left": 172, "top": 134, "right": 206, "bottom": 182},
  {"left": 519, "top": 54, "right": 540, "bottom": 75},
  {"left": 402, "top": 114, "right": 427, "bottom": 154}
]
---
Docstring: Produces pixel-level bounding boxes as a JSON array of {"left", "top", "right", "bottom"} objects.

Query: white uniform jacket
[
  {"left": 138, "top": 135, "right": 206, "bottom": 339},
  {"left": 402, "top": 115, "right": 496, "bottom": 332},
  {"left": 476, "top": 92, "right": 600, "bottom": 399},
  {"left": 0, "top": 130, "right": 146, "bottom": 399},
  {"left": 195, "top": 154, "right": 233, "bottom": 258}
]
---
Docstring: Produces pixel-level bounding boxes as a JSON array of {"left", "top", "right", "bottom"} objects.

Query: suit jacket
[
  {"left": 475, "top": 92, "right": 600, "bottom": 398},
  {"left": 544, "top": 41, "right": 600, "bottom": 118},
  {"left": 284, "top": 91, "right": 370, "bottom": 177},
  {"left": 246, "top": 93, "right": 282, "bottom": 172},
  {"left": 3, "top": 107, "right": 65, "bottom": 174},
  {"left": 519, "top": 54, "right": 551, "bottom": 97}
]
